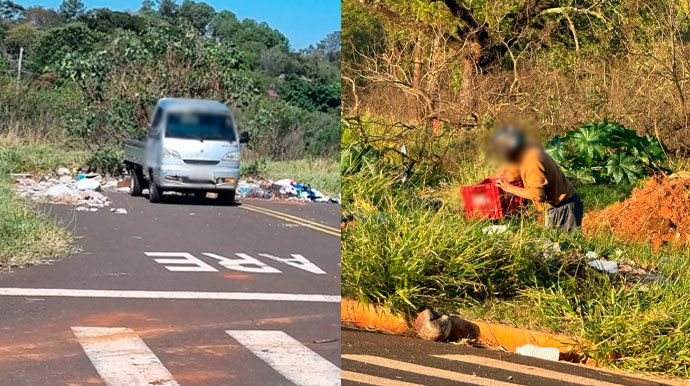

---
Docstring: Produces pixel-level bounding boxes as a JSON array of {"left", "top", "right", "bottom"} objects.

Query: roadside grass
[
  {"left": 341, "top": 161, "right": 690, "bottom": 376},
  {"left": 244, "top": 157, "right": 340, "bottom": 196},
  {"left": 0, "top": 139, "right": 84, "bottom": 269}
]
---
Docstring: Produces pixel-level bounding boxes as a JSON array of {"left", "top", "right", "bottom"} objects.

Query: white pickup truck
[{"left": 124, "top": 98, "right": 249, "bottom": 204}]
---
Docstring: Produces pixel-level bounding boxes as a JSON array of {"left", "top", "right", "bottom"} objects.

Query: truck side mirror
[{"left": 239, "top": 131, "right": 250, "bottom": 144}]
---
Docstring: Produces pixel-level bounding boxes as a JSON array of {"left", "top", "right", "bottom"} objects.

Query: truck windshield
[{"left": 166, "top": 112, "right": 236, "bottom": 141}]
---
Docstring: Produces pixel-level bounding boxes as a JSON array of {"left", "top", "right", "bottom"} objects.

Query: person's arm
[{"left": 495, "top": 155, "right": 547, "bottom": 202}]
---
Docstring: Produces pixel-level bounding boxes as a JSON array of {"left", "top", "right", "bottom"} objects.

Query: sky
[{"left": 13, "top": 0, "right": 341, "bottom": 49}]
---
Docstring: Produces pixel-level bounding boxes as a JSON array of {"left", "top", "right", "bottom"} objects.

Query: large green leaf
[
  {"left": 606, "top": 151, "right": 643, "bottom": 184},
  {"left": 569, "top": 125, "right": 606, "bottom": 162},
  {"left": 565, "top": 168, "right": 596, "bottom": 184},
  {"left": 545, "top": 135, "right": 568, "bottom": 164}
]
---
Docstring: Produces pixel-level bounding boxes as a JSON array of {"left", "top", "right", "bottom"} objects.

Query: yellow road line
[
  {"left": 242, "top": 204, "right": 341, "bottom": 237},
  {"left": 243, "top": 204, "right": 340, "bottom": 232},
  {"left": 341, "top": 370, "right": 424, "bottom": 386},
  {"left": 342, "top": 354, "right": 525, "bottom": 386}
]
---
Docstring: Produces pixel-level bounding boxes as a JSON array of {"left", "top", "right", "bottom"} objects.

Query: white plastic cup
[{"left": 516, "top": 344, "right": 560, "bottom": 361}]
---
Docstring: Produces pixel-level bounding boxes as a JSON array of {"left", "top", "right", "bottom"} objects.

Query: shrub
[{"left": 545, "top": 120, "right": 665, "bottom": 184}]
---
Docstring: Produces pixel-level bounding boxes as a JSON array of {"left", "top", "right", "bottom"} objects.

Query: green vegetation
[
  {"left": 342, "top": 0, "right": 690, "bottom": 374},
  {"left": 341, "top": 156, "right": 690, "bottom": 375},
  {"left": 0, "top": 0, "right": 340, "bottom": 162},
  {"left": 546, "top": 120, "right": 666, "bottom": 185},
  {"left": 0, "top": 140, "right": 82, "bottom": 268}
]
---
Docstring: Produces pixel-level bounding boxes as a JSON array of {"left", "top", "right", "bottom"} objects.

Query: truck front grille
[{"left": 183, "top": 159, "right": 219, "bottom": 165}]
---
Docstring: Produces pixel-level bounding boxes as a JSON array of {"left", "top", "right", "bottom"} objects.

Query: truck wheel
[
  {"left": 218, "top": 191, "right": 235, "bottom": 206},
  {"left": 149, "top": 182, "right": 162, "bottom": 203},
  {"left": 129, "top": 168, "right": 143, "bottom": 197}
]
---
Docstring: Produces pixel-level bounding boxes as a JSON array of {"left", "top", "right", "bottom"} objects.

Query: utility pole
[{"left": 17, "top": 46, "right": 23, "bottom": 81}]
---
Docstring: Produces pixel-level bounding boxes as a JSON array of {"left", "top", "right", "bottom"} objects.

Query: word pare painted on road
[{"left": 143, "top": 252, "right": 326, "bottom": 274}]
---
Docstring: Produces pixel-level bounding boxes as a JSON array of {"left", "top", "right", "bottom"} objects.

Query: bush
[
  {"left": 545, "top": 120, "right": 665, "bottom": 184},
  {"left": 85, "top": 148, "right": 123, "bottom": 175}
]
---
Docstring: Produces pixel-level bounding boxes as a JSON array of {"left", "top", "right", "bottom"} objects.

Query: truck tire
[
  {"left": 129, "top": 168, "right": 143, "bottom": 197},
  {"left": 149, "top": 181, "right": 162, "bottom": 203},
  {"left": 218, "top": 191, "right": 235, "bottom": 206}
]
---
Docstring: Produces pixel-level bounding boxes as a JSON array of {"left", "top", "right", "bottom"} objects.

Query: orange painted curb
[
  {"left": 340, "top": 299, "right": 409, "bottom": 334},
  {"left": 471, "top": 320, "right": 582, "bottom": 355},
  {"left": 341, "top": 299, "right": 586, "bottom": 359}
]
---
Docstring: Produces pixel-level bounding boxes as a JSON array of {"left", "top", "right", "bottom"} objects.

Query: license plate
[{"left": 189, "top": 170, "right": 213, "bottom": 182}]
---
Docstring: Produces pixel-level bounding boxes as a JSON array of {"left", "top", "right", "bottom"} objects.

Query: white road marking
[
  {"left": 434, "top": 355, "right": 626, "bottom": 386},
  {"left": 144, "top": 252, "right": 218, "bottom": 272},
  {"left": 203, "top": 252, "right": 282, "bottom": 274},
  {"left": 258, "top": 253, "right": 326, "bottom": 274},
  {"left": 341, "top": 370, "right": 424, "bottom": 386},
  {"left": 227, "top": 330, "right": 340, "bottom": 386},
  {"left": 0, "top": 288, "right": 340, "bottom": 303},
  {"left": 72, "top": 327, "right": 180, "bottom": 386},
  {"left": 342, "top": 355, "right": 525, "bottom": 386}
]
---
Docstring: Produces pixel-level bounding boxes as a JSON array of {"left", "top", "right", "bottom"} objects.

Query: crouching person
[{"left": 491, "top": 126, "right": 583, "bottom": 232}]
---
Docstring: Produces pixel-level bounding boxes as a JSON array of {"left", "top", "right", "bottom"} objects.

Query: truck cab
[{"left": 124, "top": 98, "right": 249, "bottom": 204}]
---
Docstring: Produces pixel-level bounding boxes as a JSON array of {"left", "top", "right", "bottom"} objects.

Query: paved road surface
[
  {"left": 342, "top": 328, "right": 679, "bottom": 386},
  {"left": 0, "top": 192, "right": 341, "bottom": 386}
]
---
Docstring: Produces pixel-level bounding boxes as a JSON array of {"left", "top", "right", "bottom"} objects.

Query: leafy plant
[{"left": 546, "top": 119, "right": 665, "bottom": 184}]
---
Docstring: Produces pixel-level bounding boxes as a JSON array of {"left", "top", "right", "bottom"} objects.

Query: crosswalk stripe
[
  {"left": 434, "top": 354, "right": 626, "bottom": 386},
  {"left": 342, "top": 354, "right": 525, "bottom": 386},
  {"left": 227, "top": 330, "right": 341, "bottom": 386},
  {"left": 341, "top": 370, "right": 424, "bottom": 386},
  {"left": 72, "top": 327, "right": 180, "bottom": 386}
]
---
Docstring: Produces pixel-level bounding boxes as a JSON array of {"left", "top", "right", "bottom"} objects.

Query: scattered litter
[
  {"left": 516, "top": 344, "right": 560, "bottom": 361},
  {"left": 12, "top": 173, "right": 116, "bottom": 207},
  {"left": 482, "top": 225, "right": 508, "bottom": 235},
  {"left": 588, "top": 259, "right": 619, "bottom": 274},
  {"left": 76, "top": 178, "right": 102, "bottom": 191},
  {"left": 57, "top": 167, "right": 70, "bottom": 176},
  {"left": 313, "top": 338, "right": 338, "bottom": 344},
  {"left": 110, "top": 208, "right": 127, "bottom": 214},
  {"left": 237, "top": 177, "right": 339, "bottom": 203},
  {"left": 585, "top": 251, "right": 599, "bottom": 260}
]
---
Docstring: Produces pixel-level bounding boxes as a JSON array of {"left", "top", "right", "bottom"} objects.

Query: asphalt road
[
  {"left": 0, "top": 192, "right": 341, "bottom": 386},
  {"left": 342, "top": 329, "right": 679, "bottom": 386}
]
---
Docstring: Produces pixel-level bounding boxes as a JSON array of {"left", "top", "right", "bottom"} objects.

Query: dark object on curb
[
  {"left": 414, "top": 309, "right": 451, "bottom": 341},
  {"left": 462, "top": 178, "right": 526, "bottom": 219}
]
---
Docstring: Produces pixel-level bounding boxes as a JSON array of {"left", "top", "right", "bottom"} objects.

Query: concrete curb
[
  {"left": 341, "top": 299, "right": 585, "bottom": 360},
  {"left": 340, "top": 298, "right": 409, "bottom": 334}
]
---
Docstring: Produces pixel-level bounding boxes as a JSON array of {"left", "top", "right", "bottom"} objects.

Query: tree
[
  {"left": 158, "top": 0, "right": 178, "bottom": 19},
  {"left": 4, "top": 23, "right": 39, "bottom": 54},
  {"left": 0, "top": 0, "right": 23, "bottom": 22},
  {"left": 140, "top": 0, "right": 157, "bottom": 12},
  {"left": 22, "top": 6, "right": 63, "bottom": 29},
  {"left": 30, "top": 23, "right": 100, "bottom": 71},
  {"left": 209, "top": 10, "right": 240, "bottom": 40},
  {"left": 314, "top": 31, "right": 341, "bottom": 62},
  {"left": 58, "top": 0, "right": 85, "bottom": 22},
  {"left": 178, "top": 1, "right": 215, "bottom": 32}
]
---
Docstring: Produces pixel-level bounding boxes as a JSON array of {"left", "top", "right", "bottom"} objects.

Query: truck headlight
[
  {"left": 163, "top": 148, "right": 181, "bottom": 159},
  {"left": 222, "top": 152, "right": 240, "bottom": 161}
]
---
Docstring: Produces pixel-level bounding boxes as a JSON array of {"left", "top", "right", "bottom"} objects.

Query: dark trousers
[{"left": 547, "top": 193, "right": 583, "bottom": 232}]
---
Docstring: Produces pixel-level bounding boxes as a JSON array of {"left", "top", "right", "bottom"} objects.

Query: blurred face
[{"left": 491, "top": 128, "right": 524, "bottom": 162}]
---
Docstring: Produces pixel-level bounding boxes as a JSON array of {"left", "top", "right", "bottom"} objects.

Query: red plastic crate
[{"left": 461, "top": 177, "right": 526, "bottom": 219}]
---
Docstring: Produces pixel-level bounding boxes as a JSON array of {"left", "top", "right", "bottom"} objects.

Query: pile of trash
[
  {"left": 584, "top": 173, "right": 690, "bottom": 250},
  {"left": 11, "top": 168, "right": 125, "bottom": 211},
  {"left": 237, "top": 178, "right": 339, "bottom": 203}
]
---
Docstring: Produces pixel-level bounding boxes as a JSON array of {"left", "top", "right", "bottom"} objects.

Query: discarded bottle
[{"left": 516, "top": 344, "right": 560, "bottom": 361}]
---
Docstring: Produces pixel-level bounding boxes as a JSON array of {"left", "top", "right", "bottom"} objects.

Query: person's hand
[{"left": 495, "top": 179, "right": 515, "bottom": 193}]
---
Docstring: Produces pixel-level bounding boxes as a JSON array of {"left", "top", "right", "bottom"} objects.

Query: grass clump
[
  {"left": 0, "top": 140, "right": 79, "bottom": 268},
  {"left": 341, "top": 160, "right": 690, "bottom": 376}
]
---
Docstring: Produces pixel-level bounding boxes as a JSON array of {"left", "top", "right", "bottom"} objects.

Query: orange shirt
[{"left": 496, "top": 146, "right": 575, "bottom": 210}]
